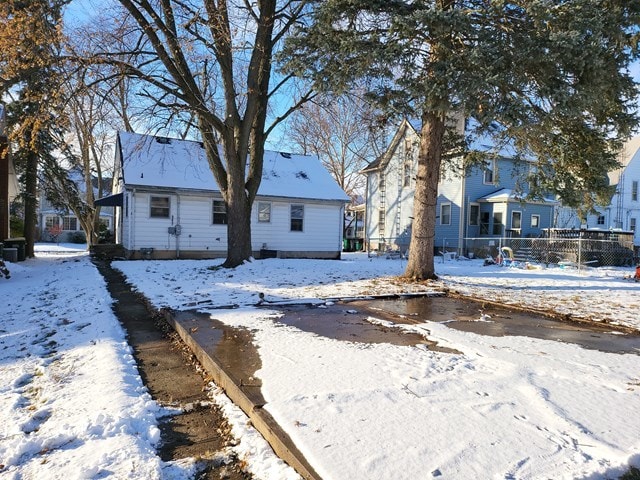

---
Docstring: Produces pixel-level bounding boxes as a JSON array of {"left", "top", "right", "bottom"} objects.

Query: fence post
[{"left": 577, "top": 235, "right": 582, "bottom": 272}]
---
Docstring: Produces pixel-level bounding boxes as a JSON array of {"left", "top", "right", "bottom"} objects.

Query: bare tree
[
  {"left": 84, "top": 0, "right": 314, "bottom": 267},
  {"left": 286, "top": 94, "right": 385, "bottom": 202}
]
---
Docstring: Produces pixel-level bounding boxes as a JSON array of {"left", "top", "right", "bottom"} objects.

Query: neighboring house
[
  {"left": 38, "top": 167, "right": 114, "bottom": 243},
  {"left": 555, "top": 135, "right": 640, "bottom": 248},
  {"left": 362, "top": 119, "right": 557, "bottom": 255},
  {"left": 106, "top": 131, "right": 350, "bottom": 259}
]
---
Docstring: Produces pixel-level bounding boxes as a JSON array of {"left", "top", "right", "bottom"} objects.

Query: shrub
[{"left": 71, "top": 231, "right": 86, "bottom": 244}]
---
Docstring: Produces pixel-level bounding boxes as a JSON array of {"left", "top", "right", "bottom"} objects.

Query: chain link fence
[
  {"left": 461, "top": 236, "right": 636, "bottom": 268},
  {"left": 365, "top": 231, "right": 636, "bottom": 268}
]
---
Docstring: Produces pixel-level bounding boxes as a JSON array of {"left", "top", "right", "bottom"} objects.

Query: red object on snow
[{"left": 635, "top": 265, "right": 640, "bottom": 281}]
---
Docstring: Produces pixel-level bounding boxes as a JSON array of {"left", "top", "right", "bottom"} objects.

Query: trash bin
[
  {"left": 4, "top": 238, "right": 26, "bottom": 261},
  {"left": 3, "top": 247, "right": 18, "bottom": 263}
]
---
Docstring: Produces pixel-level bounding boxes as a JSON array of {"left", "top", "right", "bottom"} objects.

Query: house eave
[{"left": 123, "top": 184, "right": 349, "bottom": 205}]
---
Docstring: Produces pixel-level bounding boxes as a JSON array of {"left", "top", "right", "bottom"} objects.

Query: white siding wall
[
  {"left": 252, "top": 201, "right": 342, "bottom": 252},
  {"left": 123, "top": 190, "right": 343, "bottom": 254},
  {"left": 130, "top": 192, "right": 179, "bottom": 251},
  {"left": 623, "top": 153, "right": 640, "bottom": 245},
  {"left": 177, "top": 195, "right": 228, "bottom": 251}
]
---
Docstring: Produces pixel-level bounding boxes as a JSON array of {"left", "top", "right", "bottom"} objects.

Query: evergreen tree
[
  {"left": 284, "top": 0, "right": 640, "bottom": 279},
  {"left": 0, "top": 0, "right": 70, "bottom": 257}
]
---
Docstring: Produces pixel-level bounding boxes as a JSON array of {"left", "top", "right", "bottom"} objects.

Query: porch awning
[{"left": 95, "top": 192, "right": 123, "bottom": 207}]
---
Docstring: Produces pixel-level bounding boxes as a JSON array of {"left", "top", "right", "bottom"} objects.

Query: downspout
[
  {"left": 458, "top": 175, "right": 466, "bottom": 256},
  {"left": 339, "top": 204, "right": 345, "bottom": 257},
  {"left": 129, "top": 189, "right": 135, "bottom": 252},
  {"left": 364, "top": 174, "right": 370, "bottom": 251},
  {"left": 176, "top": 193, "right": 181, "bottom": 258}
]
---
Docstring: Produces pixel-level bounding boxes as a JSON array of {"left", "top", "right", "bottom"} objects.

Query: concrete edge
[{"left": 162, "top": 309, "right": 323, "bottom": 480}]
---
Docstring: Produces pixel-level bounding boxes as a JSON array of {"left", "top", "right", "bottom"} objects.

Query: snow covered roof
[
  {"left": 478, "top": 188, "right": 557, "bottom": 204},
  {"left": 117, "top": 131, "right": 350, "bottom": 202}
]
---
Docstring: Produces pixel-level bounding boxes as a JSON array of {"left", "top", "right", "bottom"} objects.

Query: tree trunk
[
  {"left": 23, "top": 150, "right": 37, "bottom": 258},
  {"left": 404, "top": 111, "right": 446, "bottom": 280},
  {"left": 223, "top": 177, "right": 253, "bottom": 267}
]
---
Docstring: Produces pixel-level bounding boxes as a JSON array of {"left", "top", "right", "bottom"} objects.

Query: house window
[
  {"left": 480, "top": 212, "right": 490, "bottom": 235},
  {"left": 440, "top": 203, "right": 451, "bottom": 225},
  {"left": 212, "top": 200, "right": 227, "bottom": 225},
  {"left": 492, "top": 212, "right": 503, "bottom": 235},
  {"left": 378, "top": 173, "right": 385, "bottom": 191},
  {"left": 403, "top": 163, "right": 411, "bottom": 187},
  {"left": 483, "top": 160, "right": 495, "bottom": 185},
  {"left": 378, "top": 208, "right": 385, "bottom": 234},
  {"left": 597, "top": 215, "right": 605, "bottom": 225},
  {"left": 511, "top": 211, "right": 522, "bottom": 230},
  {"left": 469, "top": 203, "right": 480, "bottom": 226},
  {"left": 632, "top": 181, "right": 638, "bottom": 201},
  {"left": 258, "top": 202, "right": 271, "bottom": 223},
  {"left": 630, "top": 217, "right": 636, "bottom": 232},
  {"left": 150, "top": 196, "right": 170, "bottom": 218},
  {"left": 403, "top": 139, "right": 412, "bottom": 187},
  {"left": 45, "top": 216, "right": 60, "bottom": 229},
  {"left": 291, "top": 204, "right": 304, "bottom": 231},
  {"left": 531, "top": 214, "right": 540, "bottom": 228},
  {"left": 291, "top": 205, "right": 304, "bottom": 232},
  {"left": 62, "top": 216, "right": 78, "bottom": 231}
]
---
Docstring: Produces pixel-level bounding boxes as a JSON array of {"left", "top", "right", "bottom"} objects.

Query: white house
[
  {"left": 555, "top": 135, "right": 640, "bottom": 248},
  {"left": 107, "top": 131, "right": 350, "bottom": 259}
]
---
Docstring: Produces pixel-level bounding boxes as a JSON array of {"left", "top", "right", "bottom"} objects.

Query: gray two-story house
[{"left": 362, "top": 119, "right": 556, "bottom": 256}]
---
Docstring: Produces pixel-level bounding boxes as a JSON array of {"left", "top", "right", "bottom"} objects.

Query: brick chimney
[{"left": 0, "top": 104, "right": 9, "bottom": 241}]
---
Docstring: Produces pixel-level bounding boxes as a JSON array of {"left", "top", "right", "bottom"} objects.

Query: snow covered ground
[{"left": 2, "top": 245, "right": 640, "bottom": 479}]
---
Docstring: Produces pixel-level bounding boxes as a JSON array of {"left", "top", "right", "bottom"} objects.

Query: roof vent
[
  {"left": 156, "top": 136, "right": 172, "bottom": 145},
  {"left": 280, "top": 152, "right": 291, "bottom": 159}
]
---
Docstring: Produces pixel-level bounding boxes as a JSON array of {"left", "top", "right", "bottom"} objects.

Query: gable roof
[
  {"left": 609, "top": 135, "right": 640, "bottom": 186},
  {"left": 117, "top": 131, "right": 350, "bottom": 202},
  {"left": 361, "top": 119, "right": 416, "bottom": 173},
  {"left": 362, "top": 117, "right": 523, "bottom": 174}
]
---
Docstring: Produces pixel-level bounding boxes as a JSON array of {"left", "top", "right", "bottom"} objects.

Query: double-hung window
[
  {"left": 212, "top": 200, "right": 227, "bottom": 224},
  {"left": 150, "top": 196, "right": 170, "bottom": 218},
  {"left": 258, "top": 202, "right": 271, "bottom": 223},
  {"left": 291, "top": 204, "right": 304, "bottom": 231},
  {"left": 440, "top": 203, "right": 451, "bottom": 225}
]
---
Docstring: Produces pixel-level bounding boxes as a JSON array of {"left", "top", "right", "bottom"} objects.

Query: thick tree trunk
[
  {"left": 23, "top": 150, "right": 37, "bottom": 258},
  {"left": 404, "top": 111, "right": 446, "bottom": 280},
  {"left": 223, "top": 178, "right": 253, "bottom": 268}
]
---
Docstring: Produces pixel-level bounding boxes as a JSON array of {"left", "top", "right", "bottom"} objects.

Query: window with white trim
[
  {"left": 511, "top": 211, "right": 522, "bottom": 230},
  {"left": 632, "top": 181, "right": 638, "bottom": 201},
  {"left": 258, "top": 202, "right": 271, "bottom": 223},
  {"left": 483, "top": 160, "right": 495, "bottom": 185},
  {"left": 531, "top": 214, "right": 540, "bottom": 228},
  {"left": 150, "top": 196, "right": 170, "bottom": 218},
  {"left": 290, "top": 204, "right": 304, "bottom": 231},
  {"left": 45, "top": 216, "right": 60, "bottom": 229},
  {"left": 469, "top": 203, "right": 480, "bottom": 226},
  {"left": 630, "top": 217, "right": 636, "bottom": 232},
  {"left": 212, "top": 200, "right": 227, "bottom": 225},
  {"left": 62, "top": 216, "right": 78, "bottom": 231},
  {"left": 440, "top": 203, "right": 451, "bottom": 225},
  {"left": 597, "top": 215, "right": 605, "bottom": 225}
]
